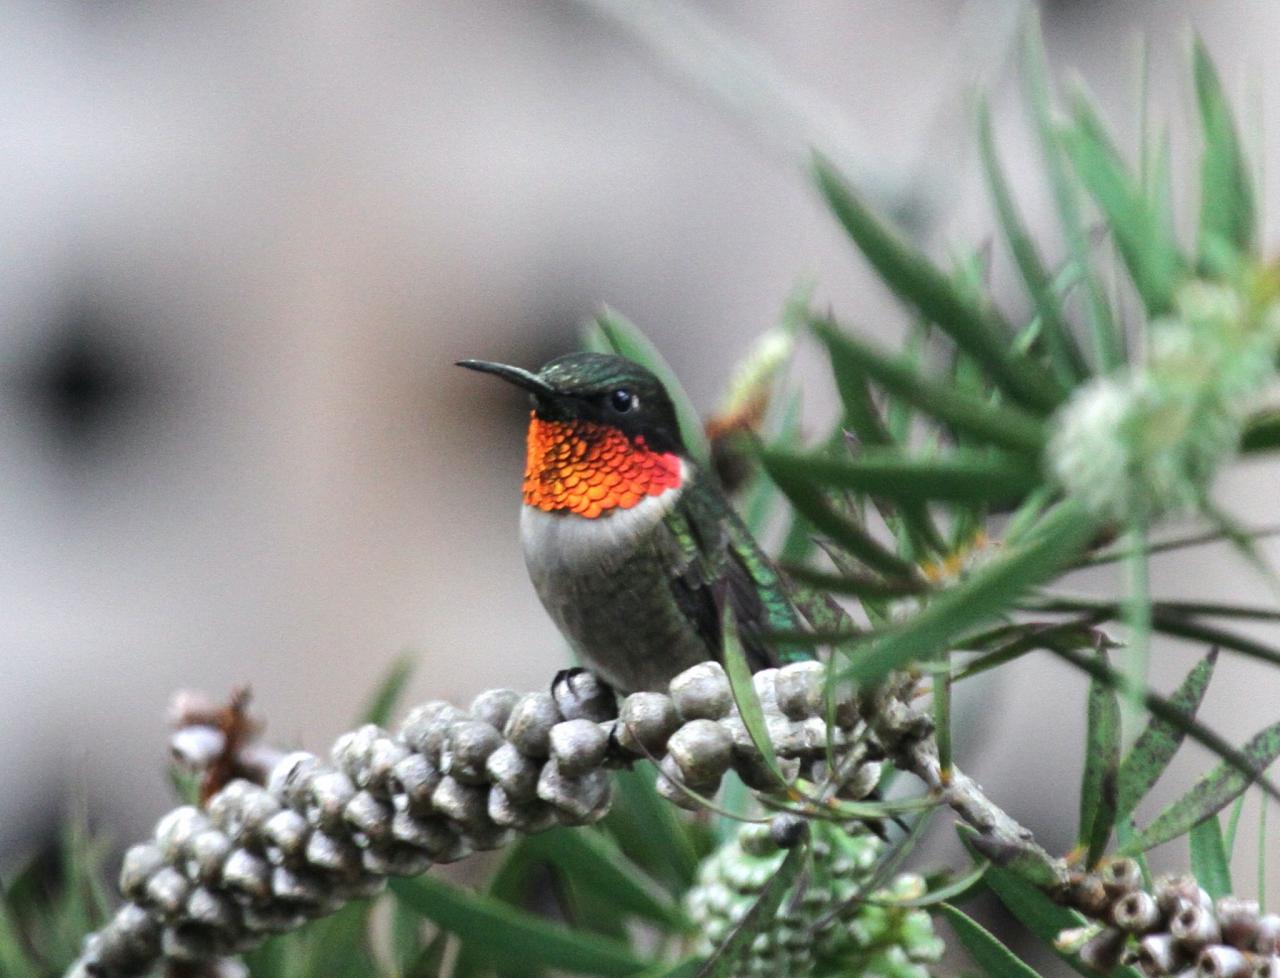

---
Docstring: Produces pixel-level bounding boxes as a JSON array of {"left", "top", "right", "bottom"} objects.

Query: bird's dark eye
[{"left": 609, "top": 388, "right": 636, "bottom": 413}]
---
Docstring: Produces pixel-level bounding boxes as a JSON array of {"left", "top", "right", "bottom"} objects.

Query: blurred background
[{"left": 2, "top": 0, "right": 1278, "bottom": 911}]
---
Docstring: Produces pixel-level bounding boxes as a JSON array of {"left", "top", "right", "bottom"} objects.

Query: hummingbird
[{"left": 457, "top": 352, "right": 809, "bottom": 694}]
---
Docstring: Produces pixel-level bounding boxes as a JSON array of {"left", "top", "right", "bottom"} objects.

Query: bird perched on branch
[{"left": 458, "top": 352, "right": 808, "bottom": 694}]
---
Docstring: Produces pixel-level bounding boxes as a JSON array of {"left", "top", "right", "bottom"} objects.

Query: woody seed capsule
[
  {"left": 220, "top": 849, "right": 271, "bottom": 901},
  {"left": 552, "top": 669, "right": 617, "bottom": 722},
  {"left": 186, "top": 886, "right": 236, "bottom": 930},
  {"left": 266, "top": 753, "right": 322, "bottom": 811},
  {"left": 1256, "top": 915, "right": 1280, "bottom": 954},
  {"left": 345, "top": 790, "right": 394, "bottom": 844},
  {"left": 486, "top": 742, "right": 542, "bottom": 801},
  {"left": 391, "top": 752, "right": 441, "bottom": 814},
  {"left": 1135, "top": 933, "right": 1189, "bottom": 977},
  {"left": 1172, "top": 903, "right": 1223, "bottom": 949},
  {"left": 145, "top": 866, "right": 192, "bottom": 918},
  {"left": 1113, "top": 891, "right": 1161, "bottom": 933},
  {"left": 503, "top": 693, "right": 561, "bottom": 758},
  {"left": 306, "top": 771, "right": 357, "bottom": 833},
  {"left": 399, "top": 701, "right": 467, "bottom": 759},
  {"left": 667, "top": 719, "right": 733, "bottom": 784},
  {"left": 537, "top": 760, "right": 611, "bottom": 822},
  {"left": 775, "top": 661, "right": 826, "bottom": 721},
  {"left": 432, "top": 776, "right": 491, "bottom": 828},
  {"left": 1217, "top": 898, "right": 1262, "bottom": 948},
  {"left": 1102, "top": 858, "right": 1144, "bottom": 896},
  {"left": 471, "top": 688, "right": 522, "bottom": 730},
  {"left": 155, "top": 806, "right": 212, "bottom": 861},
  {"left": 188, "top": 830, "right": 232, "bottom": 884},
  {"left": 305, "top": 830, "right": 361, "bottom": 874},
  {"left": 1198, "top": 945, "right": 1252, "bottom": 978},
  {"left": 615, "top": 692, "right": 679, "bottom": 756},
  {"left": 670, "top": 662, "right": 733, "bottom": 720},
  {"left": 549, "top": 718, "right": 609, "bottom": 777},
  {"left": 94, "top": 904, "right": 161, "bottom": 970},
  {"left": 442, "top": 720, "right": 505, "bottom": 784},
  {"left": 262, "top": 809, "right": 310, "bottom": 864},
  {"left": 120, "top": 843, "right": 166, "bottom": 901}
]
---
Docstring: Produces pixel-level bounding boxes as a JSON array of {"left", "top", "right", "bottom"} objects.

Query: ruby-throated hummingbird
[{"left": 458, "top": 352, "right": 808, "bottom": 694}]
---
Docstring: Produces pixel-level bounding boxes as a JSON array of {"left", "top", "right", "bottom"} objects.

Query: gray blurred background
[{"left": 2, "top": 0, "right": 1278, "bottom": 907}]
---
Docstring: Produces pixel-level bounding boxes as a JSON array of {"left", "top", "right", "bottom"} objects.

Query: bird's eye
[{"left": 609, "top": 388, "right": 636, "bottom": 412}]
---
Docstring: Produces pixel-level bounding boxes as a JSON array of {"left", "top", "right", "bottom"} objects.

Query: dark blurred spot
[{"left": 19, "top": 305, "right": 152, "bottom": 455}]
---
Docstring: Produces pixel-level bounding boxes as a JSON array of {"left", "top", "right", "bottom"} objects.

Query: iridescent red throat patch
[{"left": 523, "top": 413, "right": 682, "bottom": 518}]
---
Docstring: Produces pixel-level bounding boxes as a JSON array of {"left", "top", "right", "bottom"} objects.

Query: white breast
[{"left": 520, "top": 480, "right": 684, "bottom": 580}]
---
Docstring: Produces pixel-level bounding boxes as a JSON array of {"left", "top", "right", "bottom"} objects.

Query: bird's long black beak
[{"left": 455, "top": 359, "right": 557, "bottom": 399}]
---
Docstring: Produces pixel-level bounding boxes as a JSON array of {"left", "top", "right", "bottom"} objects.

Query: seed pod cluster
[
  {"left": 68, "top": 661, "right": 893, "bottom": 977},
  {"left": 685, "top": 819, "right": 944, "bottom": 978},
  {"left": 1067, "top": 862, "right": 1280, "bottom": 978}
]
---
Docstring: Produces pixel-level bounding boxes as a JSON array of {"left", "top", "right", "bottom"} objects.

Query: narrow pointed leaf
[
  {"left": 1151, "top": 614, "right": 1280, "bottom": 670},
  {"left": 1046, "top": 643, "right": 1280, "bottom": 814},
  {"left": 937, "top": 903, "right": 1044, "bottom": 978},
  {"left": 1193, "top": 38, "right": 1254, "bottom": 260},
  {"left": 1116, "top": 648, "right": 1218, "bottom": 817},
  {"left": 1123, "top": 719, "right": 1280, "bottom": 854},
  {"left": 697, "top": 836, "right": 808, "bottom": 978},
  {"left": 600, "top": 766, "right": 701, "bottom": 893},
  {"left": 812, "top": 154, "right": 1063, "bottom": 413},
  {"left": 1189, "top": 815, "right": 1233, "bottom": 900},
  {"left": 765, "top": 466, "right": 920, "bottom": 580},
  {"left": 390, "top": 875, "right": 648, "bottom": 976},
  {"left": 781, "top": 564, "right": 924, "bottom": 601},
  {"left": 977, "top": 97, "right": 1087, "bottom": 385},
  {"left": 1060, "top": 90, "right": 1185, "bottom": 316},
  {"left": 722, "top": 607, "right": 784, "bottom": 784},
  {"left": 590, "top": 308, "right": 712, "bottom": 470},
  {"left": 1021, "top": 14, "right": 1121, "bottom": 371},
  {"left": 844, "top": 500, "right": 1098, "bottom": 685},
  {"left": 814, "top": 318, "right": 1048, "bottom": 454},
  {"left": 524, "top": 828, "right": 688, "bottom": 930},
  {"left": 361, "top": 652, "right": 417, "bottom": 727},
  {"left": 762, "top": 448, "right": 1041, "bottom": 505},
  {"left": 1079, "top": 647, "right": 1121, "bottom": 865}
]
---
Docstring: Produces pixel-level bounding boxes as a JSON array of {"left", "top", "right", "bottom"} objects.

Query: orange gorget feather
[{"left": 523, "top": 413, "right": 683, "bottom": 518}]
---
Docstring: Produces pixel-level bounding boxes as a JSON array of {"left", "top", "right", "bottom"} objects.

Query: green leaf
[
  {"left": 1020, "top": 13, "right": 1121, "bottom": 372},
  {"left": 1079, "top": 646, "right": 1121, "bottom": 866},
  {"left": 589, "top": 308, "right": 712, "bottom": 471},
  {"left": 765, "top": 464, "right": 920, "bottom": 580},
  {"left": 1190, "top": 815, "right": 1233, "bottom": 900},
  {"left": 1123, "top": 719, "right": 1280, "bottom": 853},
  {"left": 814, "top": 318, "right": 1048, "bottom": 455},
  {"left": 844, "top": 499, "right": 1098, "bottom": 686},
  {"left": 390, "top": 875, "right": 649, "bottom": 977},
  {"left": 600, "top": 766, "right": 701, "bottom": 894},
  {"left": 936, "top": 903, "right": 1043, "bottom": 978},
  {"left": 1241, "top": 409, "right": 1280, "bottom": 453},
  {"left": 1060, "top": 89, "right": 1185, "bottom": 316},
  {"left": 762, "top": 448, "right": 1041, "bottom": 506},
  {"left": 1193, "top": 37, "right": 1255, "bottom": 261},
  {"left": 721, "top": 607, "right": 784, "bottom": 786},
  {"left": 403, "top": 929, "right": 449, "bottom": 978},
  {"left": 780, "top": 564, "right": 924, "bottom": 601},
  {"left": 696, "top": 833, "right": 808, "bottom": 978},
  {"left": 976, "top": 97, "right": 1087, "bottom": 386},
  {"left": 524, "top": 828, "right": 688, "bottom": 930},
  {"left": 812, "top": 155, "right": 1063, "bottom": 413},
  {"left": 1151, "top": 614, "right": 1280, "bottom": 669},
  {"left": 1116, "top": 648, "right": 1218, "bottom": 818},
  {"left": 361, "top": 652, "right": 417, "bottom": 727},
  {"left": 1046, "top": 643, "right": 1280, "bottom": 814}
]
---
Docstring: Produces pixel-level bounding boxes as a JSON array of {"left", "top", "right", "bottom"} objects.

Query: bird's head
[{"left": 457, "top": 352, "right": 688, "bottom": 517}]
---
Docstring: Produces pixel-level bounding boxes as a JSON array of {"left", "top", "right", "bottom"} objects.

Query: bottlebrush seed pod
[
  {"left": 549, "top": 718, "right": 610, "bottom": 777},
  {"left": 1173, "top": 903, "right": 1224, "bottom": 950},
  {"left": 551, "top": 670, "right": 617, "bottom": 723},
  {"left": 502, "top": 693, "right": 561, "bottom": 758},
  {"left": 470, "top": 687, "right": 522, "bottom": 730},
  {"left": 1256, "top": 915, "right": 1280, "bottom": 954},
  {"left": 669, "top": 661, "right": 734, "bottom": 720},
  {"left": 666, "top": 718, "right": 734, "bottom": 784},
  {"left": 1079, "top": 928, "right": 1128, "bottom": 973},
  {"left": 1114, "top": 891, "right": 1162, "bottom": 933},
  {"left": 1136, "top": 933, "right": 1190, "bottom": 977},
  {"left": 262, "top": 809, "right": 310, "bottom": 864},
  {"left": 1218, "top": 898, "right": 1263, "bottom": 949},
  {"left": 775, "top": 661, "right": 826, "bottom": 721},
  {"left": 1198, "top": 945, "right": 1252, "bottom": 978},
  {"left": 1102, "top": 858, "right": 1144, "bottom": 896}
]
